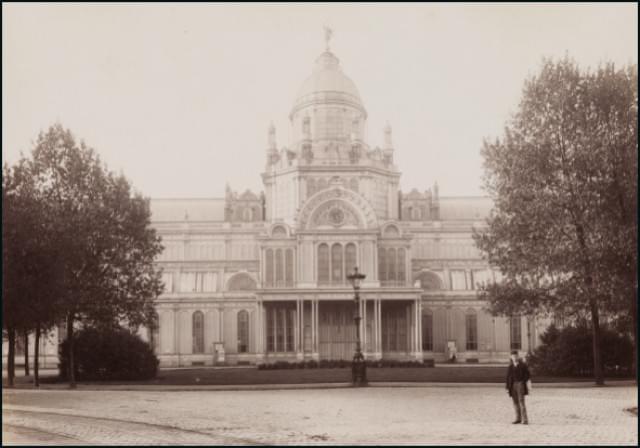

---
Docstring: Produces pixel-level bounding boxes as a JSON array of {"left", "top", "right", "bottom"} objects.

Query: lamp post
[{"left": 347, "top": 267, "right": 367, "bottom": 387}]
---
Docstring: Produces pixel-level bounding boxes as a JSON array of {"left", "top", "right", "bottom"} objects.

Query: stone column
[
  {"left": 173, "top": 306, "right": 181, "bottom": 367},
  {"left": 312, "top": 300, "right": 320, "bottom": 360},
  {"left": 415, "top": 299, "right": 423, "bottom": 360},
  {"left": 218, "top": 306, "right": 225, "bottom": 346},
  {"left": 256, "top": 301, "right": 264, "bottom": 362},
  {"left": 362, "top": 298, "right": 368, "bottom": 356},
  {"left": 300, "top": 300, "right": 305, "bottom": 355},
  {"left": 296, "top": 300, "right": 303, "bottom": 360},
  {"left": 375, "top": 299, "right": 382, "bottom": 360}
]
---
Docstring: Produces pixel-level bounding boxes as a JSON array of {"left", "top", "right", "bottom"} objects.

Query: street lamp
[{"left": 347, "top": 267, "right": 367, "bottom": 387}]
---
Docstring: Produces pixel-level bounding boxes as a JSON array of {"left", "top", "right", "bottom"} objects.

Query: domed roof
[{"left": 291, "top": 51, "right": 366, "bottom": 117}]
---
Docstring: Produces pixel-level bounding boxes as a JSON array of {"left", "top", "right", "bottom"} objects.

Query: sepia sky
[{"left": 3, "top": 3, "right": 637, "bottom": 198}]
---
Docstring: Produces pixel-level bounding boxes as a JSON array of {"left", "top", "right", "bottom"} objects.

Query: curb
[{"left": 2, "top": 380, "right": 635, "bottom": 392}]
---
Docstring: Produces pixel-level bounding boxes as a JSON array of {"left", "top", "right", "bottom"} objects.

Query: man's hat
[{"left": 510, "top": 350, "right": 519, "bottom": 355}]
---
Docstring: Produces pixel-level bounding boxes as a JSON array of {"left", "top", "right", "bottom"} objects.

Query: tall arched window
[
  {"left": 318, "top": 243, "right": 330, "bottom": 284},
  {"left": 275, "top": 248, "right": 284, "bottom": 286},
  {"left": 397, "top": 248, "right": 406, "bottom": 283},
  {"left": 415, "top": 271, "right": 443, "bottom": 290},
  {"left": 411, "top": 207, "right": 421, "bottom": 220},
  {"left": 237, "top": 310, "right": 249, "bottom": 353},
  {"left": 465, "top": 309, "right": 478, "bottom": 351},
  {"left": 285, "top": 249, "right": 294, "bottom": 286},
  {"left": 510, "top": 315, "right": 522, "bottom": 350},
  {"left": 345, "top": 243, "right": 357, "bottom": 276},
  {"left": 192, "top": 311, "right": 204, "bottom": 354},
  {"left": 422, "top": 309, "right": 433, "bottom": 351},
  {"left": 331, "top": 243, "right": 343, "bottom": 284},
  {"left": 386, "top": 248, "right": 397, "bottom": 282},
  {"left": 228, "top": 273, "right": 257, "bottom": 291},
  {"left": 378, "top": 248, "right": 387, "bottom": 282},
  {"left": 265, "top": 248, "right": 274, "bottom": 287},
  {"left": 243, "top": 207, "right": 253, "bottom": 221}
]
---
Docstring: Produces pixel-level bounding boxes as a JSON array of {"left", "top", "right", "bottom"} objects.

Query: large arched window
[
  {"left": 378, "top": 248, "right": 387, "bottom": 282},
  {"left": 275, "top": 248, "right": 284, "bottom": 286},
  {"left": 465, "top": 309, "right": 478, "bottom": 351},
  {"left": 192, "top": 311, "right": 204, "bottom": 354},
  {"left": 318, "top": 243, "right": 330, "bottom": 284},
  {"left": 237, "top": 310, "right": 249, "bottom": 353},
  {"left": 228, "top": 273, "right": 257, "bottom": 291},
  {"left": 510, "top": 315, "right": 522, "bottom": 350},
  {"left": 243, "top": 207, "right": 253, "bottom": 222},
  {"left": 422, "top": 309, "right": 433, "bottom": 351},
  {"left": 397, "top": 248, "right": 406, "bottom": 283},
  {"left": 265, "top": 248, "right": 274, "bottom": 287},
  {"left": 285, "top": 249, "right": 294, "bottom": 286},
  {"left": 386, "top": 248, "right": 397, "bottom": 282},
  {"left": 272, "top": 225, "right": 287, "bottom": 238},
  {"left": 331, "top": 243, "right": 343, "bottom": 284},
  {"left": 415, "top": 271, "right": 443, "bottom": 290},
  {"left": 345, "top": 243, "right": 357, "bottom": 276}
]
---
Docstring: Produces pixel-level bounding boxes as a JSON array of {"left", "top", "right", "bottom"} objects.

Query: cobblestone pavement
[{"left": 3, "top": 385, "right": 637, "bottom": 445}]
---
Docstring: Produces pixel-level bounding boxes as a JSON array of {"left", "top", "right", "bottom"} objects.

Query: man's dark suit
[{"left": 506, "top": 360, "right": 531, "bottom": 423}]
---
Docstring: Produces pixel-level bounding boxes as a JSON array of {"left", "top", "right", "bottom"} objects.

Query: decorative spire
[
  {"left": 384, "top": 122, "right": 393, "bottom": 150},
  {"left": 324, "top": 25, "right": 333, "bottom": 52},
  {"left": 268, "top": 121, "right": 277, "bottom": 151}
]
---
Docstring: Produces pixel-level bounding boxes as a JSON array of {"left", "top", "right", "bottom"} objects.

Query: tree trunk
[
  {"left": 66, "top": 314, "right": 76, "bottom": 389},
  {"left": 588, "top": 297, "right": 604, "bottom": 386},
  {"left": 631, "top": 289, "right": 637, "bottom": 384},
  {"left": 24, "top": 330, "right": 29, "bottom": 376},
  {"left": 7, "top": 327, "right": 16, "bottom": 387},
  {"left": 575, "top": 223, "right": 605, "bottom": 386},
  {"left": 34, "top": 324, "right": 41, "bottom": 388}
]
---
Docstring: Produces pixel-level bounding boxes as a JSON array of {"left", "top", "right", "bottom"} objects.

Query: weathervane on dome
[{"left": 324, "top": 25, "right": 333, "bottom": 52}]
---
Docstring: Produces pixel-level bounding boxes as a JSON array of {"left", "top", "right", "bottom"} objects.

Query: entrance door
[
  {"left": 381, "top": 301, "right": 410, "bottom": 354},
  {"left": 318, "top": 302, "right": 357, "bottom": 360}
]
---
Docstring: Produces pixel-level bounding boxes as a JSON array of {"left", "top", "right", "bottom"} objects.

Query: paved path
[{"left": 3, "top": 385, "right": 637, "bottom": 445}]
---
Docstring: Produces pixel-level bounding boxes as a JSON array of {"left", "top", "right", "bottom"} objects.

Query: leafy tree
[
  {"left": 2, "top": 160, "right": 63, "bottom": 387},
  {"left": 527, "top": 324, "right": 633, "bottom": 377},
  {"left": 28, "top": 124, "right": 164, "bottom": 388},
  {"left": 474, "top": 57, "right": 637, "bottom": 385}
]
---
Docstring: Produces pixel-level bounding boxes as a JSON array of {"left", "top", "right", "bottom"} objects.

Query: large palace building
[
  {"left": 145, "top": 42, "right": 544, "bottom": 367},
  {"left": 4, "top": 39, "right": 545, "bottom": 368}
]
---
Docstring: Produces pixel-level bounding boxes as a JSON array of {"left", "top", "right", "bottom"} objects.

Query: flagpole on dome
[{"left": 324, "top": 25, "right": 333, "bottom": 52}]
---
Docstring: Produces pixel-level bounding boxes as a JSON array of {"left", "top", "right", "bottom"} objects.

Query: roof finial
[{"left": 323, "top": 25, "right": 333, "bottom": 52}]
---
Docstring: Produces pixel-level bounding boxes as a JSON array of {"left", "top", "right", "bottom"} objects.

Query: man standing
[{"left": 506, "top": 349, "right": 531, "bottom": 424}]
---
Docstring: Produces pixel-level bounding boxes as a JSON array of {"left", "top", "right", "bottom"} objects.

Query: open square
[{"left": 3, "top": 385, "right": 638, "bottom": 445}]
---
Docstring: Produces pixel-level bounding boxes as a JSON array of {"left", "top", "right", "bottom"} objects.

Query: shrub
[
  {"left": 527, "top": 324, "right": 633, "bottom": 377},
  {"left": 59, "top": 326, "right": 159, "bottom": 381},
  {"left": 306, "top": 359, "right": 318, "bottom": 369},
  {"left": 423, "top": 359, "right": 435, "bottom": 367}
]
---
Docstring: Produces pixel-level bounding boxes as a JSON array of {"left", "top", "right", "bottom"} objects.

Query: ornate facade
[
  {"left": 2, "top": 39, "right": 546, "bottom": 369},
  {"left": 146, "top": 43, "right": 545, "bottom": 367}
]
